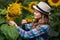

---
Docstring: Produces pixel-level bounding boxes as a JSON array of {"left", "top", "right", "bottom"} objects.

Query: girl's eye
[
  {"left": 34, "top": 10, "right": 40, "bottom": 13},
  {"left": 36, "top": 11, "right": 39, "bottom": 13}
]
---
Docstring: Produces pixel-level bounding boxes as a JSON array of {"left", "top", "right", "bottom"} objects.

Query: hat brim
[
  {"left": 33, "top": 6, "right": 40, "bottom": 12},
  {"left": 33, "top": 6, "right": 51, "bottom": 15}
]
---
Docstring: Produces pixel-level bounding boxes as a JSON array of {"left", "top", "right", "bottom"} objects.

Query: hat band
[{"left": 36, "top": 6, "right": 49, "bottom": 15}]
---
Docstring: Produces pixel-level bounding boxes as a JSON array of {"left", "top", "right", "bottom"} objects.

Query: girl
[{"left": 8, "top": 1, "right": 51, "bottom": 40}]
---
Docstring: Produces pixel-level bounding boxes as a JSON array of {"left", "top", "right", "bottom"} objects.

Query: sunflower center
[
  {"left": 52, "top": 0, "right": 59, "bottom": 3},
  {"left": 31, "top": 4, "right": 36, "bottom": 9}
]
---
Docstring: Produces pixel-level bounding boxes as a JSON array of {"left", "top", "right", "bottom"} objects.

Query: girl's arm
[
  {"left": 8, "top": 21, "right": 50, "bottom": 39},
  {"left": 16, "top": 25, "right": 50, "bottom": 39}
]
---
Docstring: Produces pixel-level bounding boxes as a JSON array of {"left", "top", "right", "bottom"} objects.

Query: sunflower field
[{"left": 0, "top": 0, "right": 60, "bottom": 40}]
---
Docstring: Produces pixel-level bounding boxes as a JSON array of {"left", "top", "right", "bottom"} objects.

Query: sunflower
[
  {"left": 25, "top": 18, "right": 36, "bottom": 23},
  {"left": 6, "top": 14, "right": 16, "bottom": 21},
  {"left": 6, "top": 2, "right": 22, "bottom": 21},
  {"left": 48, "top": 0, "right": 60, "bottom": 7},
  {"left": 28, "top": 2, "right": 38, "bottom": 13},
  {"left": 7, "top": 3, "right": 22, "bottom": 17},
  {"left": 25, "top": 18, "right": 33, "bottom": 23}
]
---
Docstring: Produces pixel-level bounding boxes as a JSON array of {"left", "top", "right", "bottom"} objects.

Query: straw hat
[{"left": 33, "top": 1, "right": 51, "bottom": 15}]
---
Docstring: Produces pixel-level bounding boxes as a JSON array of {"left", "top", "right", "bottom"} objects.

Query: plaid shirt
[{"left": 17, "top": 24, "right": 50, "bottom": 40}]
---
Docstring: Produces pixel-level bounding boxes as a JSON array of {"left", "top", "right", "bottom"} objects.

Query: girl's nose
[{"left": 34, "top": 12, "right": 36, "bottom": 15}]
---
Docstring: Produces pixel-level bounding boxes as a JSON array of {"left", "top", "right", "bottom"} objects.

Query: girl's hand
[
  {"left": 22, "top": 19, "right": 27, "bottom": 25},
  {"left": 8, "top": 20, "right": 17, "bottom": 26}
]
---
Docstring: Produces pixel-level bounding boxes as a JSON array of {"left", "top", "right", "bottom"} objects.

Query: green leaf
[
  {"left": 0, "top": 31, "right": 6, "bottom": 40},
  {"left": 0, "top": 24, "right": 19, "bottom": 40},
  {"left": 0, "top": 16, "right": 6, "bottom": 24},
  {"left": 0, "top": 36, "right": 4, "bottom": 40},
  {"left": 0, "top": 9, "right": 7, "bottom": 15}
]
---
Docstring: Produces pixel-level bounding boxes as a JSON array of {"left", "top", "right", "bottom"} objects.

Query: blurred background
[{"left": 0, "top": 0, "right": 60, "bottom": 40}]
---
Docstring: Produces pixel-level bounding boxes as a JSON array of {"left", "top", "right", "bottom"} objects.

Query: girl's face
[{"left": 34, "top": 10, "right": 42, "bottom": 19}]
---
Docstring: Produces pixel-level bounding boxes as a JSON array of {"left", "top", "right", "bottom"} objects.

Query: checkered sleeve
[
  {"left": 17, "top": 25, "right": 50, "bottom": 39},
  {"left": 25, "top": 23, "right": 33, "bottom": 30}
]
